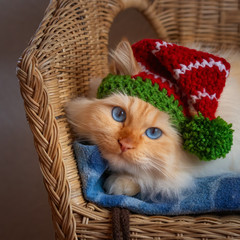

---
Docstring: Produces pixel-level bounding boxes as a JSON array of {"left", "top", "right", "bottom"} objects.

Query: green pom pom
[{"left": 182, "top": 114, "right": 234, "bottom": 161}]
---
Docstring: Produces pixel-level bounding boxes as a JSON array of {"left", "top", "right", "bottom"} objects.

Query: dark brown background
[{"left": 0, "top": 1, "right": 158, "bottom": 239}]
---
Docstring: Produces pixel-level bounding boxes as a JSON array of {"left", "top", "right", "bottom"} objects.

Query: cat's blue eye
[
  {"left": 112, "top": 107, "right": 126, "bottom": 122},
  {"left": 145, "top": 127, "right": 162, "bottom": 139}
]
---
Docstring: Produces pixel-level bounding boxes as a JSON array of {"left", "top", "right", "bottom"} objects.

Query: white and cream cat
[{"left": 66, "top": 40, "right": 240, "bottom": 199}]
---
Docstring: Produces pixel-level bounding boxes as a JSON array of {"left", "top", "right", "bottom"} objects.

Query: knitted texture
[
  {"left": 97, "top": 39, "right": 233, "bottom": 161},
  {"left": 182, "top": 114, "right": 234, "bottom": 161},
  {"left": 132, "top": 39, "right": 231, "bottom": 120}
]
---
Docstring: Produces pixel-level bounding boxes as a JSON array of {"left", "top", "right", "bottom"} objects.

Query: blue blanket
[{"left": 74, "top": 142, "right": 240, "bottom": 215}]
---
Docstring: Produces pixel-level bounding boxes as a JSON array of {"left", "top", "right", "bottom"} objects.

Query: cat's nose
[{"left": 118, "top": 138, "right": 134, "bottom": 152}]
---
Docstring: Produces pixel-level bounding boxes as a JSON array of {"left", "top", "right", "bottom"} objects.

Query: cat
[{"left": 66, "top": 40, "right": 240, "bottom": 199}]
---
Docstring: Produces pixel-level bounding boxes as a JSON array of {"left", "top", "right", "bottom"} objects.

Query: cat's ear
[{"left": 109, "top": 39, "right": 141, "bottom": 75}]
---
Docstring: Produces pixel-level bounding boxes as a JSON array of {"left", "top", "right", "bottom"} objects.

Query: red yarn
[{"left": 131, "top": 39, "right": 230, "bottom": 119}]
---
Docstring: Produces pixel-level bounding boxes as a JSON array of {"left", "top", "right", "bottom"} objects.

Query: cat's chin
[{"left": 101, "top": 150, "right": 140, "bottom": 173}]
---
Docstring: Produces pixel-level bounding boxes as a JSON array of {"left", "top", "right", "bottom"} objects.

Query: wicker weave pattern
[{"left": 17, "top": 0, "right": 240, "bottom": 239}]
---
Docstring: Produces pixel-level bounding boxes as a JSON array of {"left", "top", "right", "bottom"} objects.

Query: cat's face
[{"left": 67, "top": 94, "right": 182, "bottom": 177}]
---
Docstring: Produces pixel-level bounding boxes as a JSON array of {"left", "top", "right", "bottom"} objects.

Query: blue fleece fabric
[{"left": 74, "top": 142, "right": 240, "bottom": 215}]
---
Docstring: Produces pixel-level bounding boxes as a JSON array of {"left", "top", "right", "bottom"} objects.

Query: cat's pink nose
[{"left": 118, "top": 138, "right": 134, "bottom": 152}]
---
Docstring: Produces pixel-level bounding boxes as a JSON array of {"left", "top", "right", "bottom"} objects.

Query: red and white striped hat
[{"left": 132, "top": 39, "right": 230, "bottom": 120}]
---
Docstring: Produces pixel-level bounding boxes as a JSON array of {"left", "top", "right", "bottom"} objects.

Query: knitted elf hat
[{"left": 97, "top": 39, "right": 234, "bottom": 161}]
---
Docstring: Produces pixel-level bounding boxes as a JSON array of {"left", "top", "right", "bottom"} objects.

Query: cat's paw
[{"left": 104, "top": 174, "right": 140, "bottom": 196}]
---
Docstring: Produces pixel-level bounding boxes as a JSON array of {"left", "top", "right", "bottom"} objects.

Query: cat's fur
[{"left": 66, "top": 40, "right": 240, "bottom": 199}]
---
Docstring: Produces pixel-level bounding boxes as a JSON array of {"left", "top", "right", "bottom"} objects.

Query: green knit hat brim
[
  {"left": 97, "top": 74, "right": 186, "bottom": 131},
  {"left": 97, "top": 74, "right": 234, "bottom": 161}
]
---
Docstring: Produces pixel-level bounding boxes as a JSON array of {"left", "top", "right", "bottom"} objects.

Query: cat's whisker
[
  {"left": 146, "top": 153, "right": 192, "bottom": 170},
  {"left": 148, "top": 159, "right": 180, "bottom": 177},
  {"left": 146, "top": 158, "right": 188, "bottom": 180},
  {"left": 145, "top": 160, "right": 174, "bottom": 179}
]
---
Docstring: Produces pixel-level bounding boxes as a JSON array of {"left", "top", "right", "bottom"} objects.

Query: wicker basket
[{"left": 17, "top": 0, "right": 240, "bottom": 239}]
